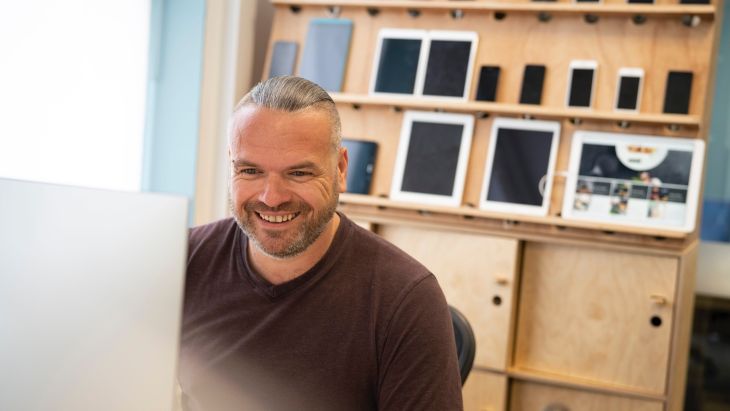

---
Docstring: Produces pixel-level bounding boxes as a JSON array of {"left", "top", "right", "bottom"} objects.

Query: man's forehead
[{"left": 230, "top": 106, "right": 333, "bottom": 148}]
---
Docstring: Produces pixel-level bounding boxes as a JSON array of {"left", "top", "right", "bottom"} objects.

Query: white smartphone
[
  {"left": 566, "top": 60, "right": 598, "bottom": 108},
  {"left": 614, "top": 67, "right": 645, "bottom": 112}
]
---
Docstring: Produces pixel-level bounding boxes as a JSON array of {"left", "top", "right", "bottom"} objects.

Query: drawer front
[
  {"left": 510, "top": 381, "right": 663, "bottom": 411},
  {"left": 379, "top": 225, "right": 520, "bottom": 370},
  {"left": 514, "top": 242, "right": 678, "bottom": 393},
  {"left": 463, "top": 369, "right": 507, "bottom": 411}
]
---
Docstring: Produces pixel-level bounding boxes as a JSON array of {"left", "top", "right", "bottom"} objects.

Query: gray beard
[{"left": 230, "top": 191, "right": 339, "bottom": 260}]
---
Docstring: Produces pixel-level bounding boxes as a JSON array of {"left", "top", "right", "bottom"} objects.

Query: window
[{"left": 0, "top": 1, "right": 150, "bottom": 191}]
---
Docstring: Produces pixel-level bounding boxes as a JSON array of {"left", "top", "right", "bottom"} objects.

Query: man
[{"left": 179, "top": 76, "right": 462, "bottom": 410}]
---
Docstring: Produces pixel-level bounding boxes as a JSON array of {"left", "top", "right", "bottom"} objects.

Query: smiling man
[{"left": 178, "top": 76, "right": 462, "bottom": 411}]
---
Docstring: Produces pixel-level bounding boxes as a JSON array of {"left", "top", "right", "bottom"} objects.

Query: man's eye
[
  {"left": 290, "top": 171, "right": 312, "bottom": 177},
  {"left": 239, "top": 168, "right": 258, "bottom": 175}
]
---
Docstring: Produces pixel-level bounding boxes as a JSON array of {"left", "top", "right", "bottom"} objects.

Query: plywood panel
[
  {"left": 463, "top": 370, "right": 507, "bottom": 411},
  {"left": 266, "top": 6, "right": 715, "bottom": 117},
  {"left": 514, "top": 243, "right": 678, "bottom": 393},
  {"left": 378, "top": 225, "right": 520, "bottom": 370},
  {"left": 510, "top": 381, "right": 664, "bottom": 411}
]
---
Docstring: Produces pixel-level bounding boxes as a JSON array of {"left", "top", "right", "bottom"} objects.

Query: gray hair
[{"left": 230, "top": 76, "right": 341, "bottom": 150}]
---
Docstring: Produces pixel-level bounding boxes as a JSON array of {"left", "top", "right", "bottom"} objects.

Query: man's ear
[{"left": 337, "top": 146, "right": 348, "bottom": 193}]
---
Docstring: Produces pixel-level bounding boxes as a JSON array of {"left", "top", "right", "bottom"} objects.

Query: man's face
[{"left": 228, "top": 106, "right": 347, "bottom": 259}]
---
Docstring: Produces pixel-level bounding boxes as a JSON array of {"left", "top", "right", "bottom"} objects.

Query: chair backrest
[{"left": 449, "top": 305, "right": 476, "bottom": 385}]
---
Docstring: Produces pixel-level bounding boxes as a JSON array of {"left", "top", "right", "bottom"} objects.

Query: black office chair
[{"left": 449, "top": 305, "right": 476, "bottom": 386}]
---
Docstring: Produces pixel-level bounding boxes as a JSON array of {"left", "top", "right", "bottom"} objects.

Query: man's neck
[{"left": 248, "top": 213, "right": 341, "bottom": 285}]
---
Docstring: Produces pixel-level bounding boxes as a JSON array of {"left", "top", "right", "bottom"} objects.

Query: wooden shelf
[
  {"left": 332, "top": 93, "right": 702, "bottom": 128},
  {"left": 507, "top": 367, "right": 667, "bottom": 402},
  {"left": 338, "top": 193, "right": 689, "bottom": 240},
  {"left": 272, "top": 0, "right": 716, "bottom": 18}
]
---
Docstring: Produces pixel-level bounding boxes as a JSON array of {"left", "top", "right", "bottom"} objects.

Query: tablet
[
  {"left": 479, "top": 118, "right": 561, "bottom": 216},
  {"left": 268, "top": 41, "right": 298, "bottom": 78},
  {"left": 421, "top": 31, "right": 478, "bottom": 100},
  {"left": 563, "top": 131, "right": 705, "bottom": 232},
  {"left": 299, "top": 18, "right": 353, "bottom": 92},
  {"left": 369, "top": 29, "right": 428, "bottom": 96},
  {"left": 342, "top": 139, "right": 377, "bottom": 195},
  {"left": 390, "top": 111, "right": 474, "bottom": 207}
]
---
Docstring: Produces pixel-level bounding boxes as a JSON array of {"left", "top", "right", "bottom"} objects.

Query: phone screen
[
  {"left": 617, "top": 76, "right": 640, "bottom": 110},
  {"left": 568, "top": 68, "right": 595, "bottom": 107}
]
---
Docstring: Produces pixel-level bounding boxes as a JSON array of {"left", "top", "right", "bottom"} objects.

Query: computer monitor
[{"left": 0, "top": 178, "right": 188, "bottom": 411}]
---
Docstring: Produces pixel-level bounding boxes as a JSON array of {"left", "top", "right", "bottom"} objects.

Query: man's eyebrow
[
  {"left": 231, "top": 159, "right": 322, "bottom": 170},
  {"left": 231, "top": 159, "right": 258, "bottom": 167},
  {"left": 288, "top": 161, "right": 320, "bottom": 170}
]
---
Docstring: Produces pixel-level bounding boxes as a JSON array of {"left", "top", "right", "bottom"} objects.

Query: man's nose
[{"left": 258, "top": 175, "right": 291, "bottom": 208}]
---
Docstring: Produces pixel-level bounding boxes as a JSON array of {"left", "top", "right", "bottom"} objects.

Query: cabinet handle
[
  {"left": 495, "top": 277, "right": 509, "bottom": 286},
  {"left": 650, "top": 294, "right": 668, "bottom": 306}
]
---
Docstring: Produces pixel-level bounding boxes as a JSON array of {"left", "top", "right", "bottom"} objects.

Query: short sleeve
[{"left": 377, "top": 275, "right": 463, "bottom": 410}]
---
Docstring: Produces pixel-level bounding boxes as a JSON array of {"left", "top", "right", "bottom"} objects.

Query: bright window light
[{"left": 0, "top": 1, "right": 150, "bottom": 191}]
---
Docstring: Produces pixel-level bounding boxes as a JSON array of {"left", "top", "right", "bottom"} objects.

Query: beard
[{"left": 230, "top": 180, "right": 340, "bottom": 259}]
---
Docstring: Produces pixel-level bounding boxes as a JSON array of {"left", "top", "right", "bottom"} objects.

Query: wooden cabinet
[
  {"left": 510, "top": 381, "right": 663, "bottom": 411},
  {"left": 379, "top": 225, "right": 520, "bottom": 370},
  {"left": 259, "top": 1, "right": 717, "bottom": 409},
  {"left": 463, "top": 369, "right": 508, "bottom": 411},
  {"left": 514, "top": 243, "right": 678, "bottom": 393}
]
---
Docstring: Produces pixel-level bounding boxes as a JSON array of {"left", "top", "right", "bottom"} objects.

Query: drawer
[
  {"left": 509, "top": 381, "right": 663, "bottom": 411},
  {"left": 514, "top": 243, "right": 678, "bottom": 393},
  {"left": 378, "top": 225, "right": 520, "bottom": 370},
  {"left": 463, "top": 369, "right": 507, "bottom": 411}
]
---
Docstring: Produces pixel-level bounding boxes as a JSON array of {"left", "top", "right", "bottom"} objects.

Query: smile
[{"left": 257, "top": 212, "right": 299, "bottom": 223}]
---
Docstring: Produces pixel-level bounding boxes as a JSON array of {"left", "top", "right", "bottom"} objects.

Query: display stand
[{"left": 262, "top": 1, "right": 723, "bottom": 409}]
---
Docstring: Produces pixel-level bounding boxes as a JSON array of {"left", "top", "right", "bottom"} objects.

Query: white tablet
[
  {"left": 566, "top": 60, "right": 598, "bottom": 108},
  {"left": 421, "top": 30, "right": 478, "bottom": 100},
  {"left": 479, "top": 118, "right": 561, "bottom": 216},
  {"left": 390, "top": 111, "right": 474, "bottom": 207},
  {"left": 369, "top": 29, "right": 429, "bottom": 97},
  {"left": 562, "top": 131, "right": 705, "bottom": 233}
]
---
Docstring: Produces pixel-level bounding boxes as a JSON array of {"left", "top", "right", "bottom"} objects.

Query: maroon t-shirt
[{"left": 178, "top": 213, "right": 463, "bottom": 411}]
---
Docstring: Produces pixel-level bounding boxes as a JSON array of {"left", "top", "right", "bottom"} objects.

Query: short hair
[{"left": 230, "top": 76, "right": 341, "bottom": 150}]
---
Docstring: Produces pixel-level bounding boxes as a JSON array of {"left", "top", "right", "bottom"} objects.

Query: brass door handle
[
  {"left": 495, "top": 277, "right": 509, "bottom": 286},
  {"left": 650, "top": 294, "right": 668, "bottom": 306}
]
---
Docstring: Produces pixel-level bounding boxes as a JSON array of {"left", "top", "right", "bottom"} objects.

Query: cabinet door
[
  {"left": 510, "top": 381, "right": 663, "bottom": 411},
  {"left": 514, "top": 243, "right": 678, "bottom": 393},
  {"left": 463, "top": 370, "right": 507, "bottom": 411},
  {"left": 378, "top": 225, "right": 520, "bottom": 370}
]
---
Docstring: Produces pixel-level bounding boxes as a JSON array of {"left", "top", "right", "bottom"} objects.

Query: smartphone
[
  {"left": 566, "top": 60, "right": 598, "bottom": 108},
  {"left": 519, "top": 64, "right": 546, "bottom": 105},
  {"left": 663, "top": 71, "right": 694, "bottom": 114},
  {"left": 476, "top": 65, "right": 500, "bottom": 102},
  {"left": 614, "top": 67, "right": 644, "bottom": 112}
]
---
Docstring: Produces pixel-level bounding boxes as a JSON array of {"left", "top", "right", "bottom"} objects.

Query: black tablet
[{"left": 391, "top": 111, "right": 475, "bottom": 206}]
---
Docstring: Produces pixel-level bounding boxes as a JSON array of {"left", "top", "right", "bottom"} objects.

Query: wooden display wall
[
  {"left": 262, "top": 1, "right": 722, "bottom": 410},
  {"left": 265, "top": 0, "right": 720, "bottom": 246}
]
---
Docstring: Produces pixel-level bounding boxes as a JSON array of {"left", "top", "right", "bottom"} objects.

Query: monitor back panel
[{"left": 0, "top": 179, "right": 188, "bottom": 411}]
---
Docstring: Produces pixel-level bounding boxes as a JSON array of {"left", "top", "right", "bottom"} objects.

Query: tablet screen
[
  {"left": 401, "top": 121, "right": 465, "bottom": 196},
  {"left": 422, "top": 39, "right": 473, "bottom": 97},
  {"left": 486, "top": 127, "right": 554, "bottom": 206},
  {"left": 374, "top": 38, "right": 423, "bottom": 94}
]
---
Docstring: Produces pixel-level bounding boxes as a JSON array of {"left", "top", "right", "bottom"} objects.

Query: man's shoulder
[
  {"left": 340, "top": 215, "right": 434, "bottom": 285},
  {"left": 190, "top": 217, "right": 237, "bottom": 243},
  {"left": 188, "top": 217, "right": 239, "bottom": 259}
]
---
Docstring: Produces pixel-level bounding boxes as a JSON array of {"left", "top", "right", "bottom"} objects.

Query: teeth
[{"left": 259, "top": 213, "right": 296, "bottom": 223}]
